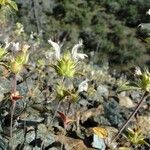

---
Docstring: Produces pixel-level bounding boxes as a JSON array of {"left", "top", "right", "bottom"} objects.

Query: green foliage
[
  {"left": 16, "top": 0, "right": 150, "bottom": 67},
  {"left": 10, "top": 44, "right": 30, "bottom": 74},
  {"left": 53, "top": 53, "right": 76, "bottom": 78},
  {"left": 0, "top": 47, "right": 7, "bottom": 60},
  {"left": 117, "top": 67, "right": 150, "bottom": 93},
  {"left": 138, "top": 69, "right": 150, "bottom": 92},
  {"left": 0, "top": 0, "right": 18, "bottom": 27},
  {"left": 0, "top": 0, "right": 18, "bottom": 11},
  {"left": 56, "top": 83, "right": 78, "bottom": 102},
  {"left": 117, "top": 82, "right": 140, "bottom": 93},
  {"left": 10, "top": 60, "right": 23, "bottom": 74},
  {"left": 126, "top": 128, "right": 149, "bottom": 146}
]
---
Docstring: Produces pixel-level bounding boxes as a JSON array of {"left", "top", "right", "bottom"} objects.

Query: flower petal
[
  {"left": 78, "top": 79, "right": 89, "bottom": 92},
  {"left": 48, "top": 39, "right": 61, "bottom": 60},
  {"left": 72, "top": 40, "right": 83, "bottom": 59},
  {"left": 146, "top": 9, "right": 150, "bottom": 15},
  {"left": 76, "top": 53, "right": 88, "bottom": 60}
]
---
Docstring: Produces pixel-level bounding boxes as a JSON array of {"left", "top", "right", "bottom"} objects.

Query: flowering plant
[{"left": 48, "top": 39, "right": 88, "bottom": 78}]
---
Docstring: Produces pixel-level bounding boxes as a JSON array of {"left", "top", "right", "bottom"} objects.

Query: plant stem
[
  {"left": 13, "top": 74, "right": 17, "bottom": 92},
  {"left": 50, "top": 100, "right": 62, "bottom": 124},
  {"left": 61, "top": 125, "right": 66, "bottom": 150},
  {"left": 10, "top": 101, "right": 16, "bottom": 150},
  {"left": 66, "top": 101, "right": 71, "bottom": 114},
  {"left": 10, "top": 74, "right": 17, "bottom": 150},
  {"left": 112, "top": 91, "right": 149, "bottom": 142}
]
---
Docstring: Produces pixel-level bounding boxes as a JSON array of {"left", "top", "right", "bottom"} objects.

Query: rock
[
  {"left": 37, "top": 124, "right": 55, "bottom": 147},
  {"left": 118, "top": 94, "right": 135, "bottom": 108},
  {"left": 0, "top": 77, "right": 11, "bottom": 93},
  {"left": 13, "top": 130, "right": 24, "bottom": 149},
  {"left": 26, "top": 130, "right": 35, "bottom": 144},
  {"left": 81, "top": 105, "right": 104, "bottom": 123},
  {"left": 97, "top": 84, "right": 109, "bottom": 98},
  {"left": 92, "top": 134, "right": 106, "bottom": 150},
  {"left": 136, "top": 116, "right": 150, "bottom": 135},
  {"left": 54, "top": 135, "right": 95, "bottom": 150},
  {"left": 130, "top": 91, "right": 141, "bottom": 102},
  {"left": 104, "top": 98, "right": 127, "bottom": 127}
]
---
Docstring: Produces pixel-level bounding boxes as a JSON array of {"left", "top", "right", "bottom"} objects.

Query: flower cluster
[
  {"left": 136, "top": 68, "right": 150, "bottom": 92},
  {"left": 48, "top": 39, "right": 88, "bottom": 78},
  {"left": 48, "top": 39, "right": 88, "bottom": 61},
  {"left": 10, "top": 44, "right": 30, "bottom": 74}
]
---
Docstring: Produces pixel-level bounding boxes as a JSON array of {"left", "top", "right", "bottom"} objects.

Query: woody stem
[{"left": 112, "top": 91, "right": 149, "bottom": 142}]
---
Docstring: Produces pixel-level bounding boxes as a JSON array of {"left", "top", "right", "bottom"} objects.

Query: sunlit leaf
[
  {"left": 8, "top": 0, "right": 18, "bottom": 11},
  {"left": 117, "top": 82, "right": 140, "bottom": 92}
]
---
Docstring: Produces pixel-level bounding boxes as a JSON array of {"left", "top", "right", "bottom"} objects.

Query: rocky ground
[
  {"left": 0, "top": 55, "right": 150, "bottom": 149},
  {"left": 0, "top": 2, "right": 150, "bottom": 148}
]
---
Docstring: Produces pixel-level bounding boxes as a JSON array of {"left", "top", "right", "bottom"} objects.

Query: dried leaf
[
  {"left": 57, "top": 111, "right": 75, "bottom": 127},
  {"left": 11, "top": 91, "right": 23, "bottom": 101}
]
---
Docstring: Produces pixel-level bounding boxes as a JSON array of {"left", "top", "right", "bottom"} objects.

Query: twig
[
  {"left": 61, "top": 125, "right": 66, "bottom": 150},
  {"left": 112, "top": 91, "right": 149, "bottom": 142}
]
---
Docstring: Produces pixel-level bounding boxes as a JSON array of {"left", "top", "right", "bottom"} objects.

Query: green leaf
[
  {"left": 117, "top": 83, "right": 140, "bottom": 92},
  {"left": 138, "top": 140, "right": 150, "bottom": 147},
  {"left": 0, "top": 48, "right": 6, "bottom": 60},
  {"left": 0, "top": 0, "right": 7, "bottom": 5},
  {"left": 8, "top": 0, "right": 18, "bottom": 11}
]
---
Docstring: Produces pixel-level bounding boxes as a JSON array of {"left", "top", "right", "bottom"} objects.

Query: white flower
[
  {"left": 72, "top": 40, "right": 88, "bottom": 61},
  {"left": 91, "top": 70, "right": 95, "bottom": 76},
  {"left": 78, "top": 79, "right": 89, "bottom": 92},
  {"left": 11, "top": 42, "right": 20, "bottom": 52},
  {"left": 48, "top": 38, "right": 88, "bottom": 61},
  {"left": 146, "top": 9, "right": 150, "bottom": 15},
  {"left": 48, "top": 39, "right": 61, "bottom": 60},
  {"left": 30, "top": 31, "right": 37, "bottom": 40},
  {"left": 135, "top": 67, "right": 142, "bottom": 76}
]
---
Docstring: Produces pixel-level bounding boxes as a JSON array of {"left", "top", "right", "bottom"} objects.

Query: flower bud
[
  {"left": 15, "top": 44, "right": 30, "bottom": 64},
  {"left": 10, "top": 60, "right": 23, "bottom": 74},
  {"left": 16, "top": 52, "right": 29, "bottom": 65},
  {"left": 22, "top": 44, "right": 30, "bottom": 53},
  {"left": 0, "top": 47, "right": 6, "bottom": 60},
  {"left": 139, "top": 69, "right": 150, "bottom": 92},
  {"left": 135, "top": 67, "right": 142, "bottom": 76},
  {"left": 54, "top": 53, "right": 76, "bottom": 78}
]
